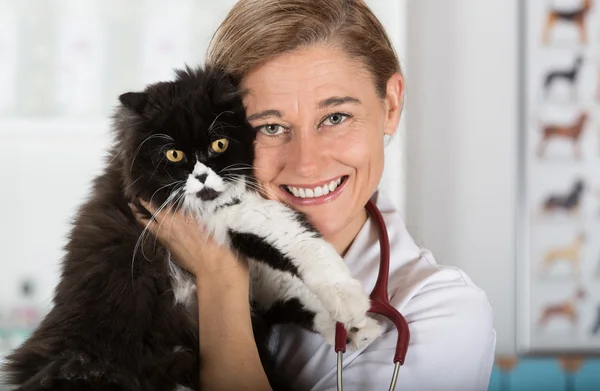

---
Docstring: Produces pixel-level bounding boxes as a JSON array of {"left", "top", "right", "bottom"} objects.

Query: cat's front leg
[
  {"left": 220, "top": 195, "right": 371, "bottom": 328},
  {"left": 252, "top": 260, "right": 382, "bottom": 350}
]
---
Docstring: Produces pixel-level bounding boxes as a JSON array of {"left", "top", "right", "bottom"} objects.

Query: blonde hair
[{"left": 206, "top": 0, "right": 402, "bottom": 98}]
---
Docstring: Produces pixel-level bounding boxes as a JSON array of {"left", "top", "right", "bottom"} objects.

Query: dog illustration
[
  {"left": 541, "top": 178, "right": 585, "bottom": 215},
  {"left": 596, "top": 66, "right": 600, "bottom": 102},
  {"left": 537, "top": 112, "right": 588, "bottom": 159},
  {"left": 539, "top": 232, "right": 586, "bottom": 276},
  {"left": 543, "top": 56, "right": 583, "bottom": 99},
  {"left": 537, "top": 288, "right": 586, "bottom": 329},
  {"left": 542, "top": 0, "right": 593, "bottom": 44},
  {"left": 559, "top": 357, "right": 585, "bottom": 373},
  {"left": 591, "top": 306, "right": 600, "bottom": 335}
]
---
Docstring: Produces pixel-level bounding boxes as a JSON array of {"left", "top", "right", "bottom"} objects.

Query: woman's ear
[{"left": 382, "top": 72, "right": 404, "bottom": 137}]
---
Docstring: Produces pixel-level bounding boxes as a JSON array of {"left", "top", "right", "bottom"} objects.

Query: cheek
[
  {"left": 335, "top": 127, "right": 383, "bottom": 171},
  {"left": 253, "top": 144, "right": 283, "bottom": 187}
]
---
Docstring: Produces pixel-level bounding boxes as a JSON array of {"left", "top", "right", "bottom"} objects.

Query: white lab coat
[{"left": 269, "top": 190, "right": 497, "bottom": 391}]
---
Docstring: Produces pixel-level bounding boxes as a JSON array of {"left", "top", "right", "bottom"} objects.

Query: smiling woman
[
  {"left": 239, "top": 46, "right": 400, "bottom": 254},
  {"left": 141, "top": 0, "right": 496, "bottom": 390}
]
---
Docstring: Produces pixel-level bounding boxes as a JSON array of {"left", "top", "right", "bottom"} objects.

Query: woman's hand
[
  {"left": 129, "top": 199, "right": 271, "bottom": 390},
  {"left": 128, "top": 199, "right": 248, "bottom": 279}
]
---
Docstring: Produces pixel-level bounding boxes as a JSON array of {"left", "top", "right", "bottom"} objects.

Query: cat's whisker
[
  {"left": 147, "top": 155, "right": 167, "bottom": 182},
  {"left": 223, "top": 166, "right": 253, "bottom": 175},
  {"left": 153, "top": 187, "right": 186, "bottom": 251},
  {"left": 208, "top": 111, "right": 235, "bottom": 136},
  {"left": 124, "top": 176, "right": 142, "bottom": 192},
  {"left": 210, "top": 127, "right": 243, "bottom": 145},
  {"left": 138, "top": 191, "right": 179, "bottom": 266},
  {"left": 131, "top": 190, "right": 182, "bottom": 283},
  {"left": 222, "top": 166, "right": 254, "bottom": 170},
  {"left": 225, "top": 137, "right": 242, "bottom": 145},
  {"left": 130, "top": 134, "right": 175, "bottom": 173},
  {"left": 219, "top": 163, "right": 254, "bottom": 172},
  {"left": 220, "top": 164, "right": 268, "bottom": 175},
  {"left": 154, "top": 133, "right": 175, "bottom": 141},
  {"left": 221, "top": 162, "right": 253, "bottom": 168},
  {"left": 225, "top": 175, "right": 283, "bottom": 201},
  {"left": 149, "top": 180, "right": 185, "bottom": 206},
  {"left": 163, "top": 191, "right": 191, "bottom": 250},
  {"left": 151, "top": 143, "right": 176, "bottom": 157},
  {"left": 221, "top": 168, "right": 254, "bottom": 175},
  {"left": 208, "top": 123, "right": 229, "bottom": 136},
  {"left": 248, "top": 184, "right": 285, "bottom": 202}
]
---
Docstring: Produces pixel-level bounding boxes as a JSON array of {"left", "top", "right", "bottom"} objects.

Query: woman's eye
[
  {"left": 258, "top": 124, "right": 284, "bottom": 135},
  {"left": 322, "top": 113, "right": 348, "bottom": 126}
]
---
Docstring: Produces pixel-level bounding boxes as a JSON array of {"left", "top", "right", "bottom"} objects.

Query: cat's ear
[{"left": 119, "top": 92, "right": 148, "bottom": 115}]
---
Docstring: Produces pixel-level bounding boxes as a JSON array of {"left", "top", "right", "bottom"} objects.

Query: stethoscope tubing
[{"left": 334, "top": 199, "right": 410, "bottom": 391}]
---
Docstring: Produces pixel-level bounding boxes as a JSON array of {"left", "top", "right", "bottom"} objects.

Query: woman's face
[{"left": 241, "top": 45, "right": 403, "bottom": 248}]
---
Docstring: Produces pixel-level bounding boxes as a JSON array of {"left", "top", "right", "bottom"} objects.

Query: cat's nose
[{"left": 195, "top": 173, "right": 208, "bottom": 184}]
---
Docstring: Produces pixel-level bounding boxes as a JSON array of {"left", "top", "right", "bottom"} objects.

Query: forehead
[{"left": 240, "top": 46, "right": 377, "bottom": 111}]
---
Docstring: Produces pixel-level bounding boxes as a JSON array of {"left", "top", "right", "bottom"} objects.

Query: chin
[{"left": 304, "top": 211, "right": 345, "bottom": 239}]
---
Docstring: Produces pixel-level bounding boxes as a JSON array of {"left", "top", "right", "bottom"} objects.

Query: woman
[{"left": 135, "top": 0, "right": 496, "bottom": 390}]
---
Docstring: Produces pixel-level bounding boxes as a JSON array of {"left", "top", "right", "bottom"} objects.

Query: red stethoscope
[{"left": 334, "top": 200, "right": 410, "bottom": 391}]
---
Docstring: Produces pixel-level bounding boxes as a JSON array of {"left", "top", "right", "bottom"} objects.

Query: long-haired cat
[{"left": 1, "top": 66, "right": 381, "bottom": 390}]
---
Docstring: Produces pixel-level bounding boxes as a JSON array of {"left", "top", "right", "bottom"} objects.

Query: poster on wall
[{"left": 519, "top": 0, "right": 600, "bottom": 354}]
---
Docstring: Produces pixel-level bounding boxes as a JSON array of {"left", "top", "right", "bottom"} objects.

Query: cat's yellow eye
[
  {"left": 211, "top": 138, "right": 229, "bottom": 153},
  {"left": 165, "top": 149, "right": 185, "bottom": 163}
]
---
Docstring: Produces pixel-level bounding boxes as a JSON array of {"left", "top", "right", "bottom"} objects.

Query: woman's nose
[{"left": 287, "top": 131, "right": 324, "bottom": 178}]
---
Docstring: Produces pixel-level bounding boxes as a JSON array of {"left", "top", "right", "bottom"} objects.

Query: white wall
[
  {"left": 406, "top": 0, "right": 519, "bottom": 354},
  {"left": 367, "top": 0, "right": 408, "bottom": 216}
]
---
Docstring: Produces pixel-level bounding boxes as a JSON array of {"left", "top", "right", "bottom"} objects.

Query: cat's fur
[{"left": 1, "top": 66, "right": 380, "bottom": 390}]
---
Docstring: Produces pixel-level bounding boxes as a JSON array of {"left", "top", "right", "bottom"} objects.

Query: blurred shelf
[{"left": 489, "top": 356, "right": 600, "bottom": 391}]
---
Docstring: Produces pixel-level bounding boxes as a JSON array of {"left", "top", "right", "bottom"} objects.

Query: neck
[{"left": 326, "top": 206, "right": 369, "bottom": 256}]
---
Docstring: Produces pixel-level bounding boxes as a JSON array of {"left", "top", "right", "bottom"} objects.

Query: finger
[
  {"left": 128, "top": 202, "right": 157, "bottom": 234},
  {"left": 138, "top": 198, "right": 180, "bottom": 226},
  {"left": 130, "top": 199, "right": 153, "bottom": 221}
]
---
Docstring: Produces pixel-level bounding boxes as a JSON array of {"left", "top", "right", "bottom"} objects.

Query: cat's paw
[
  {"left": 313, "top": 313, "right": 382, "bottom": 351},
  {"left": 316, "top": 319, "right": 338, "bottom": 347},
  {"left": 314, "top": 279, "right": 371, "bottom": 326},
  {"left": 347, "top": 316, "right": 383, "bottom": 350}
]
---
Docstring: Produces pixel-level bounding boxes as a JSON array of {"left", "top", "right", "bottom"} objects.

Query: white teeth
[{"left": 286, "top": 177, "right": 344, "bottom": 199}]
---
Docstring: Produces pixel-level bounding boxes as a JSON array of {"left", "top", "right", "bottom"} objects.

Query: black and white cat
[{"left": 1, "top": 66, "right": 381, "bottom": 391}]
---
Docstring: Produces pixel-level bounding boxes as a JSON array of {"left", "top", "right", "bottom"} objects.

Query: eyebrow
[
  {"left": 246, "top": 109, "right": 283, "bottom": 122},
  {"left": 245, "top": 96, "right": 361, "bottom": 122},
  {"left": 318, "top": 96, "right": 361, "bottom": 109}
]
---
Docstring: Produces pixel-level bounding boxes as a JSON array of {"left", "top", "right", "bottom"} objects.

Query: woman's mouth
[{"left": 279, "top": 176, "right": 349, "bottom": 205}]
